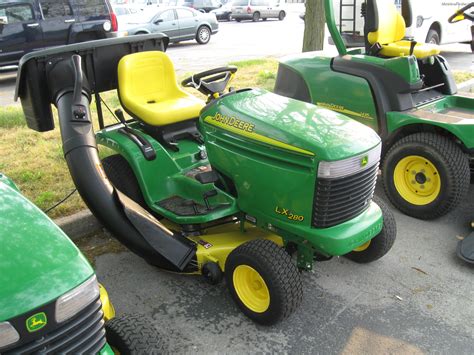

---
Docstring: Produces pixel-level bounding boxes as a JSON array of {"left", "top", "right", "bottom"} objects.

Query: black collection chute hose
[{"left": 47, "top": 55, "right": 187, "bottom": 266}]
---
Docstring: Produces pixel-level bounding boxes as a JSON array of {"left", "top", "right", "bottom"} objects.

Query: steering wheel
[
  {"left": 448, "top": 2, "right": 474, "bottom": 23},
  {"left": 181, "top": 66, "right": 237, "bottom": 98}
]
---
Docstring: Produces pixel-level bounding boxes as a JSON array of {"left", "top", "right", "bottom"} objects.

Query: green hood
[
  {"left": 0, "top": 174, "right": 94, "bottom": 321},
  {"left": 203, "top": 89, "right": 381, "bottom": 161}
]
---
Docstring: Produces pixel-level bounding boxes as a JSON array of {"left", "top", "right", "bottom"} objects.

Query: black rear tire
[
  {"left": 345, "top": 196, "right": 396, "bottom": 263},
  {"left": 382, "top": 133, "right": 469, "bottom": 219},
  {"left": 105, "top": 314, "right": 165, "bottom": 354},
  {"left": 102, "top": 155, "right": 147, "bottom": 208},
  {"left": 252, "top": 12, "right": 260, "bottom": 21},
  {"left": 426, "top": 29, "right": 440, "bottom": 45},
  {"left": 225, "top": 239, "right": 303, "bottom": 325},
  {"left": 278, "top": 11, "right": 285, "bottom": 20}
]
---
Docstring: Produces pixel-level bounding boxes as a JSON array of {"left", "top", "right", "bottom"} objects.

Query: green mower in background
[
  {"left": 15, "top": 34, "right": 396, "bottom": 325},
  {"left": 0, "top": 173, "right": 164, "bottom": 353},
  {"left": 275, "top": 0, "right": 474, "bottom": 220}
]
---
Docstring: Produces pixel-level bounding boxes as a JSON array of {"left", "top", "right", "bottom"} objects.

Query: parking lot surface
[{"left": 92, "top": 184, "right": 474, "bottom": 354}]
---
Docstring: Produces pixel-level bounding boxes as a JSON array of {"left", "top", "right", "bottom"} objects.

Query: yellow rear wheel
[
  {"left": 382, "top": 133, "right": 470, "bottom": 219},
  {"left": 393, "top": 155, "right": 441, "bottom": 205}
]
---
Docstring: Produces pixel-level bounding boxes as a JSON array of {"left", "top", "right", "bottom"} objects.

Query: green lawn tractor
[
  {"left": 0, "top": 173, "right": 164, "bottom": 353},
  {"left": 15, "top": 34, "right": 396, "bottom": 325},
  {"left": 275, "top": 0, "right": 474, "bottom": 220}
]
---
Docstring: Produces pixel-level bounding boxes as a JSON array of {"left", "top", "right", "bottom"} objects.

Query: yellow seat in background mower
[
  {"left": 118, "top": 51, "right": 204, "bottom": 127},
  {"left": 368, "top": 0, "right": 440, "bottom": 59}
]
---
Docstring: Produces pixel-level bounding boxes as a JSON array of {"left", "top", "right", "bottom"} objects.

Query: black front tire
[
  {"left": 252, "top": 12, "right": 260, "bottom": 21},
  {"left": 278, "top": 11, "right": 286, "bottom": 20},
  {"left": 345, "top": 196, "right": 396, "bottom": 263},
  {"left": 382, "top": 133, "right": 470, "bottom": 219},
  {"left": 225, "top": 239, "right": 303, "bottom": 325},
  {"left": 196, "top": 26, "right": 211, "bottom": 44},
  {"left": 105, "top": 314, "right": 165, "bottom": 354}
]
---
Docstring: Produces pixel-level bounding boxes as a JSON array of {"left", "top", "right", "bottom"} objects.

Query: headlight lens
[
  {"left": 0, "top": 322, "right": 20, "bottom": 349},
  {"left": 318, "top": 143, "right": 381, "bottom": 179},
  {"left": 55, "top": 275, "right": 99, "bottom": 323}
]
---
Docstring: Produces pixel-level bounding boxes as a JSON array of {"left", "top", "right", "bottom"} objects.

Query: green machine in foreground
[
  {"left": 0, "top": 173, "right": 163, "bottom": 353},
  {"left": 275, "top": 0, "right": 474, "bottom": 220},
  {"left": 16, "top": 34, "right": 395, "bottom": 325}
]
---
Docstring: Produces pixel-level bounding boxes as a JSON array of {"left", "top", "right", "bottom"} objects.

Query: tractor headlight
[
  {"left": 0, "top": 322, "right": 20, "bottom": 349},
  {"left": 55, "top": 275, "right": 100, "bottom": 323},
  {"left": 318, "top": 143, "right": 381, "bottom": 179}
]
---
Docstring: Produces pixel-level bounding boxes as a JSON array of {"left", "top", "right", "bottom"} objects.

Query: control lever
[
  {"left": 116, "top": 109, "right": 157, "bottom": 161},
  {"left": 409, "top": 41, "right": 417, "bottom": 56},
  {"left": 71, "top": 55, "right": 88, "bottom": 122}
]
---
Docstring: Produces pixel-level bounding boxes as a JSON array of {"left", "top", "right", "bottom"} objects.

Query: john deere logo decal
[
  {"left": 26, "top": 312, "right": 47, "bottom": 332},
  {"left": 361, "top": 155, "right": 369, "bottom": 167}
]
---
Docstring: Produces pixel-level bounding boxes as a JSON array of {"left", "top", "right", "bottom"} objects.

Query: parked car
[
  {"left": 113, "top": 5, "right": 141, "bottom": 30},
  {"left": 231, "top": 0, "right": 286, "bottom": 22},
  {"left": 183, "top": 0, "right": 222, "bottom": 13},
  {"left": 126, "top": 6, "right": 218, "bottom": 44},
  {"left": 210, "top": 2, "right": 232, "bottom": 20},
  {"left": 0, "top": 0, "right": 118, "bottom": 70}
]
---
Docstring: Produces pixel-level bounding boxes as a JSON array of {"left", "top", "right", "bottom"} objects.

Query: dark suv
[
  {"left": 0, "top": 0, "right": 117, "bottom": 69},
  {"left": 183, "top": 0, "right": 222, "bottom": 13}
]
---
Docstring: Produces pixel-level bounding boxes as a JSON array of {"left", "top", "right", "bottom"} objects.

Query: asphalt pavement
[{"left": 93, "top": 183, "right": 474, "bottom": 354}]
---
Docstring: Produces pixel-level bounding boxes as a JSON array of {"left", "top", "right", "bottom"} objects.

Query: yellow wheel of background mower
[
  {"left": 382, "top": 133, "right": 470, "bottom": 219},
  {"left": 225, "top": 239, "right": 303, "bottom": 325}
]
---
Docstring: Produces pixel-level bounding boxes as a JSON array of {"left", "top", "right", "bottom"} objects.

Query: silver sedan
[{"left": 126, "top": 6, "right": 219, "bottom": 45}]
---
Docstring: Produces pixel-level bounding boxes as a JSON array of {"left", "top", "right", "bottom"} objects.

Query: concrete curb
[
  {"left": 458, "top": 78, "right": 474, "bottom": 93},
  {"left": 54, "top": 209, "right": 102, "bottom": 241}
]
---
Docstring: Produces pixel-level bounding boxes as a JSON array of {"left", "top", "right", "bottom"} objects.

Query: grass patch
[
  {"left": 453, "top": 71, "right": 474, "bottom": 84},
  {"left": 0, "top": 106, "right": 27, "bottom": 128},
  {"left": 228, "top": 58, "right": 272, "bottom": 68}
]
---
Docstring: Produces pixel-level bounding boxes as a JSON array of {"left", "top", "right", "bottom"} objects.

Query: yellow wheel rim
[
  {"left": 353, "top": 240, "right": 371, "bottom": 252},
  {"left": 233, "top": 265, "right": 270, "bottom": 313},
  {"left": 393, "top": 155, "right": 441, "bottom": 206}
]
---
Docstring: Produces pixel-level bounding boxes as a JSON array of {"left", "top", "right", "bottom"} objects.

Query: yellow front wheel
[
  {"left": 225, "top": 239, "right": 303, "bottom": 325},
  {"left": 382, "top": 133, "right": 469, "bottom": 220}
]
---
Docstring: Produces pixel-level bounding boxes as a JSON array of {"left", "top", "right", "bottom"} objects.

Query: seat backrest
[
  {"left": 367, "top": 0, "right": 406, "bottom": 45},
  {"left": 118, "top": 51, "right": 181, "bottom": 108}
]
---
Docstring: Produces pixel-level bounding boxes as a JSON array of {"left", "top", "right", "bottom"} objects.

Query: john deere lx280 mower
[
  {"left": 275, "top": 0, "right": 474, "bottom": 220},
  {"left": 15, "top": 35, "right": 396, "bottom": 325}
]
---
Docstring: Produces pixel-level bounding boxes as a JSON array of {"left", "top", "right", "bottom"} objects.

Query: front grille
[
  {"left": 312, "top": 162, "right": 379, "bottom": 228},
  {"left": 4, "top": 299, "right": 106, "bottom": 355}
]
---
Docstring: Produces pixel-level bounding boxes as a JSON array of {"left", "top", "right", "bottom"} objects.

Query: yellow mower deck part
[
  {"left": 233, "top": 265, "right": 270, "bottom": 313},
  {"left": 118, "top": 51, "right": 204, "bottom": 126},
  {"left": 368, "top": 0, "right": 440, "bottom": 59},
  {"left": 393, "top": 155, "right": 441, "bottom": 205},
  {"left": 99, "top": 284, "right": 116, "bottom": 321},
  {"left": 189, "top": 223, "right": 283, "bottom": 273}
]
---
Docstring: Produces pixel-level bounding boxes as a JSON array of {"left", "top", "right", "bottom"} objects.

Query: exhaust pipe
[{"left": 48, "top": 55, "right": 195, "bottom": 271}]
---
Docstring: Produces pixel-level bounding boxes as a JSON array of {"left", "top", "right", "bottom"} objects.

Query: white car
[{"left": 113, "top": 6, "right": 142, "bottom": 31}]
